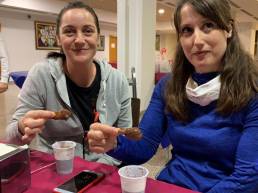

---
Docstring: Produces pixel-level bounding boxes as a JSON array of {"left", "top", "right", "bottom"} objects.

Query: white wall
[
  {"left": 160, "top": 33, "right": 177, "bottom": 61},
  {"left": 0, "top": 8, "right": 117, "bottom": 73},
  {"left": 0, "top": 0, "right": 65, "bottom": 14},
  {"left": 95, "top": 24, "right": 117, "bottom": 62},
  {"left": 237, "top": 22, "right": 256, "bottom": 56},
  {"left": 155, "top": 33, "right": 177, "bottom": 72},
  {"left": 156, "top": 21, "right": 175, "bottom": 33},
  {"left": 0, "top": 10, "right": 54, "bottom": 72},
  {"left": 1, "top": 0, "right": 256, "bottom": 72}
]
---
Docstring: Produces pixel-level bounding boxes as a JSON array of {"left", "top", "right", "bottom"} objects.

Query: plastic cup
[
  {"left": 52, "top": 141, "right": 76, "bottom": 175},
  {"left": 118, "top": 165, "right": 149, "bottom": 193}
]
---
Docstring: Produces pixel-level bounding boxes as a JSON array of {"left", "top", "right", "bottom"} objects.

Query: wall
[
  {"left": 237, "top": 22, "right": 256, "bottom": 56},
  {"left": 255, "top": 24, "right": 258, "bottom": 64},
  {"left": 95, "top": 23, "right": 117, "bottom": 62},
  {"left": 160, "top": 33, "right": 177, "bottom": 61},
  {"left": 0, "top": 8, "right": 116, "bottom": 73},
  {"left": 1, "top": 0, "right": 256, "bottom": 72},
  {"left": 0, "top": 0, "right": 117, "bottom": 24},
  {"left": 156, "top": 21, "right": 175, "bottom": 33},
  {"left": 156, "top": 32, "right": 177, "bottom": 72},
  {"left": 0, "top": 9, "right": 53, "bottom": 72}
]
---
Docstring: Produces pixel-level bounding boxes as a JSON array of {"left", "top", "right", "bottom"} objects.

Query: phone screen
[{"left": 54, "top": 170, "right": 104, "bottom": 193}]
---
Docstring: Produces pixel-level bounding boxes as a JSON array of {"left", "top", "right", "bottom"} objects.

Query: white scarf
[{"left": 186, "top": 75, "right": 221, "bottom": 106}]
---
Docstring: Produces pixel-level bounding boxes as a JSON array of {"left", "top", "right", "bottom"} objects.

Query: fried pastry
[
  {"left": 53, "top": 109, "right": 72, "bottom": 120},
  {"left": 118, "top": 127, "right": 143, "bottom": 141}
]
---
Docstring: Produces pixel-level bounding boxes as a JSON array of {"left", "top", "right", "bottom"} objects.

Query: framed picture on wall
[
  {"left": 35, "top": 21, "right": 59, "bottom": 50},
  {"left": 97, "top": 35, "right": 105, "bottom": 51}
]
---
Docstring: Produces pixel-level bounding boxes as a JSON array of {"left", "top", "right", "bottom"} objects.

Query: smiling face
[
  {"left": 57, "top": 8, "right": 99, "bottom": 66},
  {"left": 179, "top": 4, "right": 230, "bottom": 73}
]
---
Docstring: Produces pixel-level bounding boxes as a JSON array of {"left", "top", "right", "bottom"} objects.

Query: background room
[{"left": 0, "top": 0, "right": 258, "bottom": 178}]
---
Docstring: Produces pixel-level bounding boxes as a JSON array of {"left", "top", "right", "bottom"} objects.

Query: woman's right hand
[
  {"left": 18, "top": 110, "right": 55, "bottom": 144},
  {"left": 87, "top": 123, "right": 119, "bottom": 153}
]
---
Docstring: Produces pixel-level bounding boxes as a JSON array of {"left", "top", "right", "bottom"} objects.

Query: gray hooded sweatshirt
[{"left": 6, "top": 57, "right": 132, "bottom": 165}]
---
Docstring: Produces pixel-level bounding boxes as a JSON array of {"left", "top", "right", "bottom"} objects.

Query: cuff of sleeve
[
  {"left": 107, "top": 137, "right": 120, "bottom": 155},
  {"left": 6, "top": 123, "right": 24, "bottom": 145},
  {"left": 16, "top": 121, "right": 24, "bottom": 139}
]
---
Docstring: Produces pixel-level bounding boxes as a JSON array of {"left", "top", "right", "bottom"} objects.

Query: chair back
[
  {"left": 130, "top": 67, "right": 140, "bottom": 127},
  {"left": 131, "top": 98, "right": 140, "bottom": 127}
]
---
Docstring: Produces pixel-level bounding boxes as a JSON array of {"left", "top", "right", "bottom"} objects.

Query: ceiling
[
  {"left": 59, "top": 0, "right": 258, "bottom": 23},
  {"left": 157, "top": 0, "right": 258, "bottom": 22},
  {"left": 59, "top": 0, "right": 117, "bottom": 12},
  {"left": 58, "top": 0, "right": 174, "bottom": 22}
]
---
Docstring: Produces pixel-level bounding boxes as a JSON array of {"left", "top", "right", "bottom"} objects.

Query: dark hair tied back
[
  {"left": 56, "top": 1, "right": 100, "bottom": 35},
  {"left": 47, "top": 1, "right": 100, "bottom": 60}
]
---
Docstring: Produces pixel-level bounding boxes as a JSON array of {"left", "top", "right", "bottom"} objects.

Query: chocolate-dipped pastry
[
  {"left": 53, "top": 109, "right": 72, "bottom": 120},
  {"left": 118, "top": 127, "right": 143, "bottom": 141}
]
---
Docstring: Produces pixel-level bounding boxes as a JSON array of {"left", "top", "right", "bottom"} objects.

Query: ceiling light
[{"left": 158, "top": 8, "right": 165, "bottom": 15}]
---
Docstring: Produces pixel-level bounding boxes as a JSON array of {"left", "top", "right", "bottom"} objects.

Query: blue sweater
[{"left": 109, "top": 73, "right": 258, "bottom": 193}]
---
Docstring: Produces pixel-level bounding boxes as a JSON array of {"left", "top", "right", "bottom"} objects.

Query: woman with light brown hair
[{"left": 87, "top": 0, "right": 258, "bottom": 192}]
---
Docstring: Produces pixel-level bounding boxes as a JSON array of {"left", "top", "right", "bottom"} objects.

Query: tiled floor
[
  {"left": 142, "top": 145, "right": 172, "bottom": 179},
  {"left": 0, "top": 83, "right": 170, "bottom": 179}
]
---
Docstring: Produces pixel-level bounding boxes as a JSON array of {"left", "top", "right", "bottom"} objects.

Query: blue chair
[{"left": 10, "top": 71, "right": 28, "bottom": 88}]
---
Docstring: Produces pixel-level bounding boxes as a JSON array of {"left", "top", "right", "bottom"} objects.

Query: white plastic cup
[
  {"left": 118, "top": 165, "right": 149, "bottom": 193},
  {"left": 52, "top": 141, "right": 76, "bottom": 175}
]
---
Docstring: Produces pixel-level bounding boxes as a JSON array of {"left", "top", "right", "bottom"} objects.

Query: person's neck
[
  {"left": 64, "top": 60, "right": 96, "bottom": 87},
  {"left": 192, "top": 71, "right": 220, "bottom": 86}
]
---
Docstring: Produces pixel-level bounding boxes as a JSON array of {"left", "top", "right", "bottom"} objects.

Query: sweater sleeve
[
  {"left": 5, "top": 64, "right": 46, "bottom": 144},
  {"left": 108, "top": 77, "right": 168, "bottom": 164},
  {"left": 208, "top": 95, "right": 258, "bottom": 193}
]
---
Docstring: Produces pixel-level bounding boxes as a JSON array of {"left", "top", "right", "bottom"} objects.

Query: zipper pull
[{"left": 94, "top": 111, "right": 100, "bottom": 123}]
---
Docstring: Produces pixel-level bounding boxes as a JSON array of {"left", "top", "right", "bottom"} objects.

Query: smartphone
[{"left": 53, "top": 170, "right": 105, "bottom": 193}]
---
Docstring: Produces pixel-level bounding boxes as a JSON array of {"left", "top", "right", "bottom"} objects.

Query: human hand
[
  {"left": 87, "top": 123, "right": 119, "bottom": 153},
  {"left": 18, "top": 110, "right": 55, "bottom": 144}
]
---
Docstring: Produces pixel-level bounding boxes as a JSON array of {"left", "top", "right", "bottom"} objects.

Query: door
[{"left": 109, "top": 35, "right": 117, "bottom": 68}]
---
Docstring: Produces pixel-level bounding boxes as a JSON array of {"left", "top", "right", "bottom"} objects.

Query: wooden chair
[
  {"left": 130, "top": 67, "right": 140, "bottom": 127},
  {"left": 131, "top": 98, "right": 140, "bottom": 127}
]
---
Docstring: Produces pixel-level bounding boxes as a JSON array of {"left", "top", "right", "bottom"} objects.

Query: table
[
  {"left": 9, "top": 71, "right": 28, "bottom": 88},
  {"left": 26, "top": 150, "right": 199, "bottom": 193}
]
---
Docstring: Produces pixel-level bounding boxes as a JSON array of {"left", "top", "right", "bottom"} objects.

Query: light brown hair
[{"left": 165, "top": 0, "right": 258, "bottom": 122}]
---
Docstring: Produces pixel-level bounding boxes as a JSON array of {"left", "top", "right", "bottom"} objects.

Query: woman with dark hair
[
  {"left": 87, "top": 0, "right": 258, "bottom": 192},
  {"left": 6, "top": 1, "right": 131, "bottom": 166}
]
